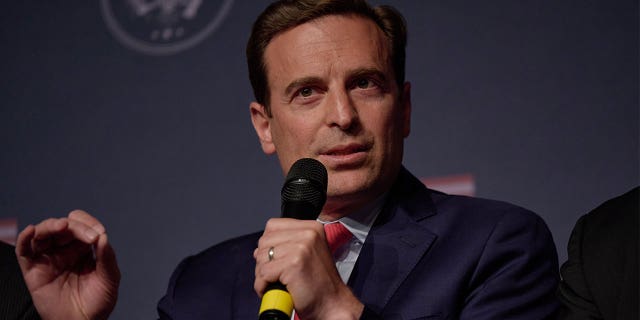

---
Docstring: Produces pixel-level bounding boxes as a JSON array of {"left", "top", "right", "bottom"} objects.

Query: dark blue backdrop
[{"left": 1, "top": 1, "right": 637, "bottom": 319}]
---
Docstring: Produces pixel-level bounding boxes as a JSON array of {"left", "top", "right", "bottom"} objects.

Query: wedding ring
[{"left": 268, "top": 247, "right": 275, "bottom": 262}]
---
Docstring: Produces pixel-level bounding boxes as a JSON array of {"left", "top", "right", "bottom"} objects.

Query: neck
[
  {"left": 319, "top": 166, "right": 403, "bottom": 221},
  {"left": 319, "top": 190, "right": 388, "bottom": 222}
]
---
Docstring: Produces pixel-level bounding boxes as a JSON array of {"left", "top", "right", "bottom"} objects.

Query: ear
[
  {"left": 250, "top": 101, "right": 276, "bottom": 154},
  {"left": 401, "top": 82, "right": 412, "bottom": 138}
]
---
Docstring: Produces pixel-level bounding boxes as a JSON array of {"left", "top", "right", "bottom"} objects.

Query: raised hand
[{"left": 16, "top": 210, "right": 120, "bottom": 320}]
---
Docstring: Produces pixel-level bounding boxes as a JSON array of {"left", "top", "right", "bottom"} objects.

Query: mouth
[
  {"left": 318, "top": 142, "right": 371, "bottom": 167},
  {"left": 322, "top": 143, "right": 369, "bottom": 156}
]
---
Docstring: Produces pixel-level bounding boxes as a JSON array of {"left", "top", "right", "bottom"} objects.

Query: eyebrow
[
  {"left": 348, "top": 67, "right": 388, "bottom": 84},
  {"left": 284, "top": 76, "right": 322, "bottom": 96},
  {"left": 283, "top": 67, "right": 388, "bottom": 96}
]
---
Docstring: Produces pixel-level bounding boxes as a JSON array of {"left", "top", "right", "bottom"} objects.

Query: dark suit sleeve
[
  {"left": 556, "top": 215, "right": 602, "bottom": 320},
  {"left": 556, "top": 187, "right": 639, "bottom": 320},
  {"left": 157, "top": 257, "right": 191, "bottom": 320},
  {"left": 157, "top": 255, "right": 236, "bottom": 320},
  {"left": 157, "top": 233, "right": 261, "bottom": 320},
  {"left": 460, "top": 209, "right": 560, "bottom": 319},
  {"left": 0, "top": 241, "right": 41, "bottom": 320}
]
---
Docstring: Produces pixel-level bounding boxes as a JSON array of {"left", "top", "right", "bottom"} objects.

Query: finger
[
  {"left": 95, "top": 233, "right": 121, "bottom": 289},
  {"left": 47, "top": 239, "right": 95, "bottom": 270},
  {"left": 262, "top": 219, "right": 325, "bottom": 247},
  {"left": 30, "top": 218, "right": 69, "bottom": 254},
  {"left": 32, "top": 218, "right": 67, "bottom": 240},
  {"left": 254, "top": 277, "right": 267, "bottom": 297},
  {"left": 16, "top": 224, "right": 36, "bottom": 258},
  {"left": 94, "top": 234, "right": 121, "bottom": 319},
  {"left": 255, "top": 241, "right": 299, "bottom": 265},
  {"left": 66, "top": 218, "right": 101, "bottom": 244},
  {"left": 30, "top": 217, "right": 100, "bottom": 254},
  {"left": 263, "top": 218, "right": 321, "bottom": 233},
  {"left": 255, "top": 241, "right": 309, "bottom": 281},
  {"left": 257, "top": 228, "right": 324, "bottom": 256},
  {"left": 258, "top": 219, "right": 322, "bottom": 255},
  {"left": 254, "top": 258, "right": 287, "bottom": 296},
  {"left": 68, "top": 209, "right": 106, "bottom": 234},
  {"left": 253, "top": 242, "right": 295, "bottom": 296},
  {"left": 255, "top": 246, "right": 273, "bottom": 265}
]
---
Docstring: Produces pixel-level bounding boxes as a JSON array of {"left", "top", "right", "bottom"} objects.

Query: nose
[{"left": 325, "top": 88, "right": 358, "bottom": 131}]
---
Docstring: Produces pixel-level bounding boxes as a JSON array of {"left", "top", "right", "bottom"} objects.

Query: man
[
  {"left": 557, "top": 187, "right": 639, "bottom": 320},
  {"left": 16, "top": 1, "right": 560, "bottom": 319}
]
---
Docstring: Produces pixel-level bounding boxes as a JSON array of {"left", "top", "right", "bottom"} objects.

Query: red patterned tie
[
  {"left": 323, "top": 222, "right": 353, "bottom": 255},
  {"left": 294, "top": 222, "right": 352, "bottom": 320}
]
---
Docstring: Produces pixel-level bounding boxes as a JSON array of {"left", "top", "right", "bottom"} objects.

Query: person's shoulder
[
  {"left": 393, "top": 167, "right": 545, "bottom": 232},
  {"left": 577, "top": 186, "right": 639, "bottom": 248},
  {"left": 0, "top": 241, "right": 22, "bottom": 277},
  {"left": 583, "top": 186, "right": 638, "bottom": 227},
  {"left": 160, "top": 232, "right": 262, "bottom": 299},
  {"left": 158, "top": 233, "right": 263, "bottom": 316},
  {"left": 431, "top": 191, "right": 543, "bottom": 225},
  {"left": 181, "top": 231, "right": 263, "bottom": 271},
  {"left": 0, "top": 240, "right": 17, "bottom": 264}
]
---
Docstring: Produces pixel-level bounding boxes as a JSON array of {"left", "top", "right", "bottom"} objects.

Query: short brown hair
[{"left": 246, "top": 0, "right": 408, "bottom": 115}]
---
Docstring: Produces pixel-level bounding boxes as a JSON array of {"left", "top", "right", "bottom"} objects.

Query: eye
[
  {"left": 354, "top": 78, "right": 380, "bottom": 90},
  {"left": 299, "top": 87, "right": 314, "bottom": 97},
  {"left": 356, "top": 78, "right": 372, "bottom": 89},
  {"left": 291, "top": 86, "right": 322, "bottom": 105}
]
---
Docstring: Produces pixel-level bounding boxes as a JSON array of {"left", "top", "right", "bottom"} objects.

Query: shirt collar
[{"left": 318, "top": 192, "right": 387, "bottom": 244}]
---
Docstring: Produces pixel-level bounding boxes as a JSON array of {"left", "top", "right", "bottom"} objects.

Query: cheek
[
  {"left": 374, "top": 111, "right": 406, "bottom": 156},
  {"left": 368, "top": 109, "right": 400, "bottom": 139},
  {"left": 271, "top": 117, "right": 315, "bottom": 153}
]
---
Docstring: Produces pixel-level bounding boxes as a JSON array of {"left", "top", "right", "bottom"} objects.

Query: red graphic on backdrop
[
  {"left": 0, "top": 218, "right": 18, "bottom": 245},
  {"left": 421, "top": 174, "right": 476, "bottom": 196}
]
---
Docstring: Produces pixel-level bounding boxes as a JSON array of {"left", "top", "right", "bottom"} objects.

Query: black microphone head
[{"left": 281, "top": 158, "right": 328, "bottom": 220}]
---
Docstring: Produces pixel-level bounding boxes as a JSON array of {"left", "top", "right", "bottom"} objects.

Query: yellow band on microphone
[{"left": 259, "top": 288, "right": 294, "bottom": 316}]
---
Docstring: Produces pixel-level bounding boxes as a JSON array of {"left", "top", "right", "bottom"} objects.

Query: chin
[{"left": 327, "top": 173, "right": 376, "bottom": 199}]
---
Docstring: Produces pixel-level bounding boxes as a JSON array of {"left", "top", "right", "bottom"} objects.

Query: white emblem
[{"left": 101, "top": 0, "right": 234, "bottom": 56}]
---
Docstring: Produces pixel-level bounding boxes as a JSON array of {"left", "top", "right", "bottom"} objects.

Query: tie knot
[{"left": 323, "top": 222, "right": 352, "bottom": 254}]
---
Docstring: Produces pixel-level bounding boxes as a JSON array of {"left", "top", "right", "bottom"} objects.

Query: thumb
[{"left": 95, "top": 233, "right": 121, "bottom": 295}]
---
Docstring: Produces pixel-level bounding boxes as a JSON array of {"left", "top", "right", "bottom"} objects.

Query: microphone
[{"left": 258, "top": 158, "right": 328, "bottom": 320}]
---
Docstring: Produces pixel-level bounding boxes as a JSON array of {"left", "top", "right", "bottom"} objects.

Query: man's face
[{"left": 250, "top": 15, "right": 411, "bottom": 217}]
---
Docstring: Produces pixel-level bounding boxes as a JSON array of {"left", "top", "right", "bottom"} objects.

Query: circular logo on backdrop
[{"left": 101, "top": 0, "right": 234, "bottom": 56}]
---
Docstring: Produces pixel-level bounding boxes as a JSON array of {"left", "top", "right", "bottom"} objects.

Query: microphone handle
[
  {"left": 258, "top": 282, "right": 293, "bottom": 320},
  {"left": 259, "top": 201, "right": 317, "bottom": 319}
]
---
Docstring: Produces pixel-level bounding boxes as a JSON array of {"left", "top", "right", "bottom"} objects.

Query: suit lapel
[{"left": 347, "top": 168, "right": 439, "bottom": 313}]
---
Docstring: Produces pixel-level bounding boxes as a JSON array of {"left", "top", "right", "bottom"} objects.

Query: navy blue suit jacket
[{"left": 158, "top": 168, "right": 560, "bottom": 319}]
